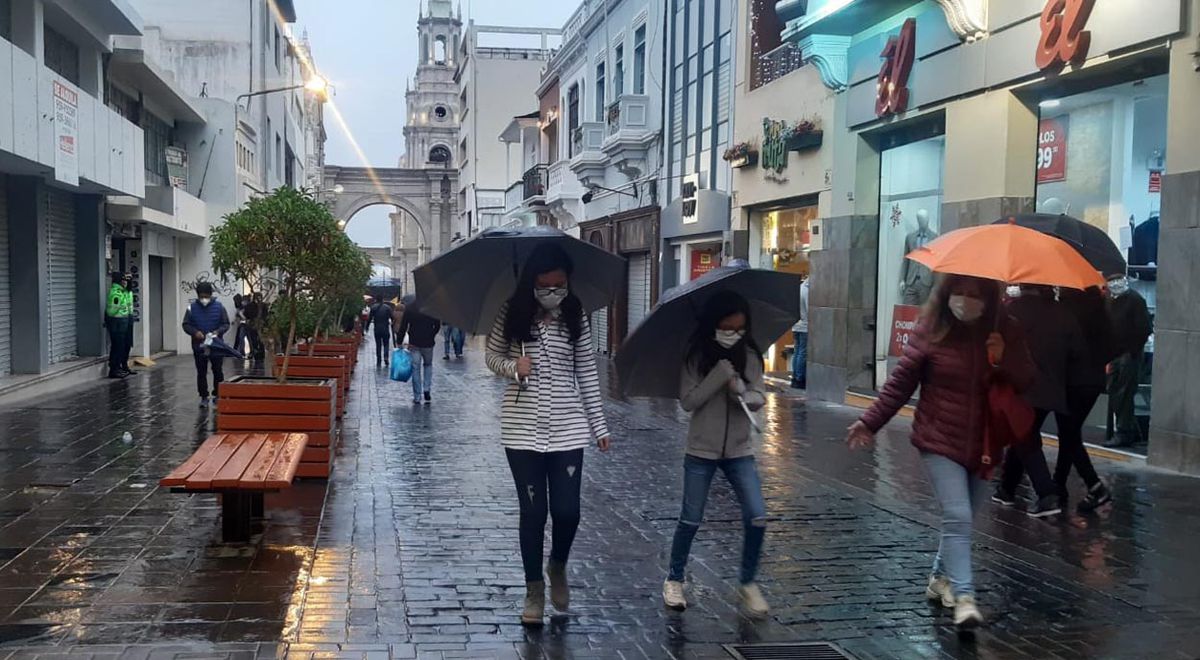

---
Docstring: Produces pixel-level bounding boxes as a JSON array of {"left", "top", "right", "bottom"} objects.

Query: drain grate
[{"left": 725, "top": 642, "right": 854, "bottom": 660}]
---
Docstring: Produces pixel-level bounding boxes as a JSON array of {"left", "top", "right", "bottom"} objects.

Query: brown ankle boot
[
  {"left": 521, "top": 581, "right": 545, "bottom": 626},
  {"left": 546, "top": 561, "right": 569, "bottom": 611}
]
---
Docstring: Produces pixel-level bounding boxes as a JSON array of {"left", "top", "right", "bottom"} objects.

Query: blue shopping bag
[{"left": 390, "top": 348, "right": 413, "bottom": 382}]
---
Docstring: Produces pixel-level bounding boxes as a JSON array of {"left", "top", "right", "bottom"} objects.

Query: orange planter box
[
  {"left": 217, "top": 377, "right": 336, "bottom": 478},
  {"left": 298, "top": 341, "right": 357, "bottom": 378},
  {"left": 274, "top": 355, "right": 349, "bottom": 418}
]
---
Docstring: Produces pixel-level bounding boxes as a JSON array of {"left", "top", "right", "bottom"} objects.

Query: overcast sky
[{"left": 293, "top": 0, "right": 576, "bottom": 247}]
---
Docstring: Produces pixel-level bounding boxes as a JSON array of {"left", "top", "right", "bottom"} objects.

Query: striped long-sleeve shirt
[{"left": 485, "top": 302, "right": 610, "bottom": 453}]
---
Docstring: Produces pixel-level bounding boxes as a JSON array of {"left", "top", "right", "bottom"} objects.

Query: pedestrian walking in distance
[
  {"left": 484, "top": 244, "right": 611, "bottom": 627},
  {"left": 791, "top": 277, "right": 809, "bottom": 389},
  {"left": 182, "top": 282, "right": 231, "bottom": 408},
  {"left": 390, "top": 298, "right": 406, "bottom": 346},
  {"left": 662, "top": 291, "right": 770, "bottom": 619},
  {"left": 993, "top": 285, "right": 1076, "bottom": 518},
  {"left": 443, "top": 324, "right": 465, "bottom": 360},
  {"left": 368, "top": 298, "right": 394, "bottom": 367},
  {"left": 396, "top": 298, "right": 441, "bottom": 404},
  {"left": 104, "top": 272, "right": 135, "bottom": 379},
  {"left": 846, "top": 275, "right": 1033, "bottom": 632},
  {"left": 1054, "top": 287, "right": 1115, "bottom": 512}
]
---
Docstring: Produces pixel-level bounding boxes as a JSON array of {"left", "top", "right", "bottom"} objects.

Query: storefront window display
[
  {"left": 1034, "top": 75, "right": 1167, "bottom": 455},
  {"left": 750, "top": 205, "right": 816, "bottom": 375},
  {"left": 874, "top": 135, "right": 945, "bottom": 387}
]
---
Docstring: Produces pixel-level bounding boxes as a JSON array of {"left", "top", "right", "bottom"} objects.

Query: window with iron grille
[
  {"left": 143, "top": 112, "right": 173, "bottom": 187},
  {"left": 106, "top": 82, "right": 140, "bottom": 123},
  {"left": 44, "top": 25, "right": 80, "bottom": 85}
]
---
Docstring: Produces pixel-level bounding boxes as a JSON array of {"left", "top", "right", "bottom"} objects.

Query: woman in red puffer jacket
[{"left": 846, "top": 274, "right": 1033, "bottom": 632}]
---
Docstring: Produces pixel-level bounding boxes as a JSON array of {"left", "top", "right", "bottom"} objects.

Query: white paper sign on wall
[{"left": 52, "top": 80, "right": 79, "bottom": 186}]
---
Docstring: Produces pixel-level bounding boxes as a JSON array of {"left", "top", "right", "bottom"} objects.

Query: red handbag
[{"left": 980, "top": 377, "right": 1036, "bottom": 478}]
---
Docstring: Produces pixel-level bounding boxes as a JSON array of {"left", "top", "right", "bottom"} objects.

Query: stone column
[
  {"left": 74, "top": 194, "right": 106, "bottom": 358},
  {"left": 6, "top": 176, "right": 49, "bottom": 374},
  {"left": 941, "top": 90, "right": 1037, "bottom": 230},
  {"left": 1148, "top": 1, "right": 1200, "bottom": 476}
]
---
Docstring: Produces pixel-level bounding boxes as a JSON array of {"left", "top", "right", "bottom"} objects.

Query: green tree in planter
[
  {"left": 304, "top": 234, "right": 373, "bottom": 355},
  {"left": 210, "top": 187, "right": 342, "bottom": 382}
]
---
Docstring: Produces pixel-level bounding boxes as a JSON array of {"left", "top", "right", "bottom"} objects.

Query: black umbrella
[
  {"left": 203, "top": 336, "right": 244, "bottom": 360},
  {"left": 413, "top": 226, "right": 626, "bottom": 335},
  {"left": 993, "top": 213, "right": 1125, "bottom": 276},
  {"left": 616, "top": 265, "right": 802, "bottom": 399}
]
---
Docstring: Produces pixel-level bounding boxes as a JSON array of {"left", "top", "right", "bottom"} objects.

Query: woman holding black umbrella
[
  {"left": 484, "top": 244, "right": 611, "bottom": 627},
  {"left": 661, "top": 291, "right": 770, "bottom": 619}
]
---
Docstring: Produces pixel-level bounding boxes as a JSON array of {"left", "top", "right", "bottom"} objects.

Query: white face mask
[
  {"left": 715, "top": 329, "right": 745, "bottom": 349},
  {"left": 1108, "top": 277, "right": 1129, "bottom": 297},
  {"left": 948, "top": 295, "right": 985, "bottom": 323},
  {"left": 535, "top": 287, "right": 568, "bottom": 310},
  {"left": 1005, "top": 285, "right": 1022, "bottom": 299},
  {"left": 198, "top": 297, "right": 212, "bottom": 307}
]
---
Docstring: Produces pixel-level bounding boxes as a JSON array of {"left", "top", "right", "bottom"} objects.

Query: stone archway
[{"left": 322, "top": 165, "right": 458, "bottom": 258}]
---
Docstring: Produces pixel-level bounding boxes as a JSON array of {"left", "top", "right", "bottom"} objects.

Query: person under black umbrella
[{"left": 483, "top": 244, "right": 611, "bottom": 627}]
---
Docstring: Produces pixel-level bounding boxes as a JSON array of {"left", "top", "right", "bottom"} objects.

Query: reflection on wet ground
[{"left": 0, "top": 343, "right": 1197, "bottom": 658}]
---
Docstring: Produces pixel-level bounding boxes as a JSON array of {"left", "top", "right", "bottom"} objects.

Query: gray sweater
[{"left": 679, "top": 346, "right": 766, "bottom": 460}]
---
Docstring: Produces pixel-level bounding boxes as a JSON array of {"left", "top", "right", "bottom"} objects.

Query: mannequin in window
[{"left": 899, "top": 209, "right": 937, "bottom": 306}]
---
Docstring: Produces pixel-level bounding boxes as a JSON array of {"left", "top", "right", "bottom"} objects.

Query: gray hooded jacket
[{"left": 679, "top": 345, "right": 766, "bottom": 460}]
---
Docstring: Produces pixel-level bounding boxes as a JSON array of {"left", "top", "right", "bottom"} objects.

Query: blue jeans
[
  {"left": 668, "top": 455, "right": 767, "bottom": 585},
  {"left": 791, "top": 331, "right": 808, "bottom": 385},
  {"left": 922, "top": 452, "right": 989, "bottom": 597},
  {"left": 410, "top": 346, "right": 434, "bottom": 400},
  {"left": 443, "top": 326, "right": 465, "bottom": 357}
]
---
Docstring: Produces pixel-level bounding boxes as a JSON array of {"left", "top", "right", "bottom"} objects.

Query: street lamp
[{"left": 236, "top": 74, "right": 332, "bottom": 108}]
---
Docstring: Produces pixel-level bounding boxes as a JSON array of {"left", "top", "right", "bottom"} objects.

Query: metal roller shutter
[
  {"left": 626, "top": 253, "right": 650, "bottom": 336},
  {"left": 592, "top": 308, "right": 608, "bottom": 355},
  {"left": 47, "top": 189, "right": 77, "bottom": 364},
  {"left": 0, "top": 175, "right": 10, "bottom": 375}
]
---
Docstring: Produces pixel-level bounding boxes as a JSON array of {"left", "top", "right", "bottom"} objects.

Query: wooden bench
[{"left": 160, "top": 432, "right": 308, "bottom": 542}]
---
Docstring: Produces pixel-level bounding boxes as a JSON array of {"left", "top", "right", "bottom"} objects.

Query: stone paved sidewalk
[{"left": 1, "top": 339, "right": 1199, "bottom": 659}]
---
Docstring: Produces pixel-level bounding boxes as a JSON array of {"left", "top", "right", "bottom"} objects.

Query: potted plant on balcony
[
  {"left": 210, "top": 187, "right": 355, "bottom": 478},
  {"left": 785, "top": 117, "right": 823, "bottom": 152},
  {"left": 723, "top": 142, "right": 759, "bottom": 169}
]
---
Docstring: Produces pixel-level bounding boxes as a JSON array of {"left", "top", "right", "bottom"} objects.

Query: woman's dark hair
[
  {"left": 504, "top": 243, "right": 584, "bottom": 343},
  {"left": 922, "top": 274, "right": 1001, "bottom": 343},
  {"left": 687, "top": 290, "right": 763, "bottom": 378}
]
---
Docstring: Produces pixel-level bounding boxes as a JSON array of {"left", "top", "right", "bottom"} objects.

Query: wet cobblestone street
[{"left": 1, "top": 340, "right": 1199, "bottom": 659}]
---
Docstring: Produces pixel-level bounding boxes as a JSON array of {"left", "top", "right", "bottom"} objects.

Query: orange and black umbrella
[{"left": 906, "top": 222, "right": 1105, "bottom": 290}]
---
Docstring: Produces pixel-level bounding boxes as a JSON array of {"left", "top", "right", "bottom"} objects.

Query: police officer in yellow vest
[{"left": 105, "top": 272, "right": 135, "bottom": 378}]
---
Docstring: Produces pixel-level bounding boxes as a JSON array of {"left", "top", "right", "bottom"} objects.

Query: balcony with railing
[
  {"left": 603, "top": 94, "right": 655, "bottom": 179},
  {"left": 503, "top": 164, "right": 550, "bottom": 215},
  {"left": 568, "top": 122, "right": 607, "bottom": 186},
  {"left": 752, "top": 42, "right": 806, "bottom": 90}
]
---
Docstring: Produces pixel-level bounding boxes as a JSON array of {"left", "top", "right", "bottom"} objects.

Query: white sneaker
[
  {"left": 926, "top": 575, "right": 954, "bottom": 608},
  {"left": 662, "top": 580, "right": 687, "bottom": 610},
  {"left": 954, "top": 595, "right": 984, "bottom": 630},
  {"left": 737, "top": 583, "right": 770, "bottom": 619}
]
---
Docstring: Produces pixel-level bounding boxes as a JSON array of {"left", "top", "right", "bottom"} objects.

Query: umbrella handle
[{"left": 737, "top": 395, "right": 762, "bottom": 434}]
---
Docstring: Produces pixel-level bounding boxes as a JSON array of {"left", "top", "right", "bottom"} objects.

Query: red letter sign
[
  {"left": 1036, "top": 0, "right": 1097, "bottom": 70},
  {"left": 876, "top": 18, "right": 916, "bottom": 118}
]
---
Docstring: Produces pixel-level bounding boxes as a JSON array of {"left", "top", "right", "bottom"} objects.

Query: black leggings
[
  {"left": 1054, "top": 389, "right": 1102, "bottom": 489},
  {"left": 374, "top": 332, "right": 390, "bottom": 365},
  {"left": 1001, "top": 408, "right": 1057, "bottom": 498},
  {"left": 505, "top": 448, "right": 584, "bottom": 583}
]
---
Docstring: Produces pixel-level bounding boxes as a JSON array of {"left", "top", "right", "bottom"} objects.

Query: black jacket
[
  {"left": 1060, "top": 289, "right": 1115, "bottom": 393},
  {"left": 397, "top": 309, "right": 441, "bottom": 348},
  {"left": 368, "top": 303, "right": 393, "bottom": 335},
  {"left": 1007, "top": 292, "right": 1084, "bottom": 414},
  {"left": 1109, "top": 290, "right": 1152, "bottom": 358}
]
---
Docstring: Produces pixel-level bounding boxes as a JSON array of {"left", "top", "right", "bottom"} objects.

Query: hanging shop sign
[
  {"left": 1149, "top": 171, "right": 1162, "bottom": 193},
  {"left": 762, "top": 119, "right": 789, "bottom": 175},
  {"left": 1035, "top": 0, "right": 1097, "bottom": 70},
  {"left": 165, "top": 146, "right": 188, "bottom": 189},
  {"left": 52, "top": 80, "right": 79, "bottom": 186},
  {"left": 876, "top": 18, "right": 916, "bottom": 118},
  {"left": 1036, "top": 117, "right": 1068, "bottom": 184}
]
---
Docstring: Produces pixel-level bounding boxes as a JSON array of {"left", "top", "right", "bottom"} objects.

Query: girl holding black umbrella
[
  {"left": 484, "top": 244, "right": 611, "bottom": 627},
  {"left": 661, "top": 291, "right": 771, "bottom": 618}
]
